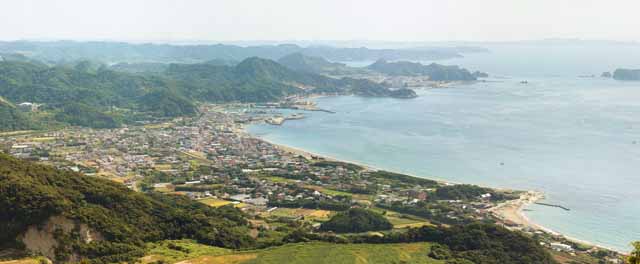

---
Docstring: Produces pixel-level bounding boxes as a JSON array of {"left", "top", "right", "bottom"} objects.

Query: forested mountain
[
  {"left": 0, "top": 153, "right": 254, "bottom": 263},
  {"left": 277, "top": 53, "right": 367, "bottom": 75},
  {"left": 0, "top": 57, "right": 416, "bottom": 130},
  {"left": 0, "top": 96, "right": 34, "bottom": 131},
  {"left": 0, "top": 41, "right": 464, "bottom": 63},
  {"left": 108, "top": 62, "right": 169, "bottom": 73},
  {"left": 367, "top": 59, "right": 477, "bottom": 81},
  {"left": 163, "top": 57, "right": 415, "bottom": 101},
  {"left": 0, "top": 60, "right": 196, "bottom": 129}
]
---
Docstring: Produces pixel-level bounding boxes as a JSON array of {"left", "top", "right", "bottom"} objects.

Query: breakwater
[{"left": 534, "top": 202, "right": 570, "bottom": 211}]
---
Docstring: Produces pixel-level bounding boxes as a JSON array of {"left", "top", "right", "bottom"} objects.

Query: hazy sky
[{"left": 2, "top": 0, "right": 640, "bottom": 42}]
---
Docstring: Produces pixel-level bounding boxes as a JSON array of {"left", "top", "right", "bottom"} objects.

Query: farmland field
[
  {"left": 264, "top": 208, "right": 333, "bottom": 221},
  {"left": 143, "top": 241, "right": 443, "bottom": 264},
  {"left": 198, "top": 198, "right": 233, "bottom": 207}
]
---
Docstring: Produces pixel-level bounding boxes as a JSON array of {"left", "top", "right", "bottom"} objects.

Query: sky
[{"left": 2, "top": 0, "right": 640, "bottom": 43}]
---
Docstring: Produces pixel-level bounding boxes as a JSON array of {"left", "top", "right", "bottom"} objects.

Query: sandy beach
[
  {"left": 240, "top": 119, "right": 627, "bottom": 254},
  {"left": 489, "top": 190, "right": 546, "bottom": 230},
  {"left": 253, "top": 133, "right": 464, "bottom": 187},
  {"left": 489, "top": 191, "right": 627, "bottom": 254}
]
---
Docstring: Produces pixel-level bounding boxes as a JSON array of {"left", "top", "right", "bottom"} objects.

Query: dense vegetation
[
  {"left": 341, "top": 223, "right": 556, "bottom": 264},
  {"left": 311, "top": 160, "right": 364, "bottom": 171},
  {"left": 367, "top": 59, "right": 477, "bottom": 81},
  {"left": 108, "top": 62, "right": 169, "bottom": 73},
  {"left": 0, "top": 57, "right": 418, "bottom": 130},
  {"left": 268, "top": 199, "right": 351, "bottom": 211},
  {"left": 0, "top": 153, "right": 254, "bottom": 263},
  {"left": 0, "top": 97, "right": 34, "bottom": 131},
  {"left": 277, "top": 53, "right": 367, "bottom": 75},
  {"left": 433, "top": 184, "right": 493, "bottom": 200},
  {"left": 162, "top": 57, "right": 308, "bottom": 102},
  {"left": 630, "top": 241, "right": 640, "bottom": 264},
  {"left": 138, "top": 89, "right": 198, "bottom": 117},
  {"left": 54, "top": 103, "right": 121, "bottom": 129},
  {"left": 613, "top": 68, "right": 640, "bottom": 81},
  {"left": 320, "top": 208, "right": 393, "bottom": 233},
  {"left": 163, "top": 57, "right": 416, "bottom": 101},
  {"left": 0, "top": 60, "right": 197, "bottom": 128},
  {"left": 368, "top": 170, "right": 439, "bottom": 188}
]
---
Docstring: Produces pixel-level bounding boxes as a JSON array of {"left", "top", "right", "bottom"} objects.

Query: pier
[
  {"left": 534, "top": 202, "right": 570, "bottom": 211},
  {"left": 308, "top": 108, "right": 335, "bottom": 114}
]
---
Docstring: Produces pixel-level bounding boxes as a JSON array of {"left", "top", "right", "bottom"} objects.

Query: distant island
[{"left": 612, "top": 68, "right": 640, "bottom": 81}]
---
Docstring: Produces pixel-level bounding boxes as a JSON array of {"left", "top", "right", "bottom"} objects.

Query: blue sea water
[{"left": 248, "top": 43, "right": 640, "bottom": 251}]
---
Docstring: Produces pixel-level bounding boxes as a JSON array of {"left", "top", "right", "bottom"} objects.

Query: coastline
[
  {"left": 245, "top": 130, "right": 461, "bottom": 187},
  {"left": 490, "top": 190, "right": 626, "bottom": 254},
  {"left": 240, "top": 123, "right": 627, "bottom": 254}
]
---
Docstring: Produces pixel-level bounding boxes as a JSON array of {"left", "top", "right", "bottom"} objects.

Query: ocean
[{"left": 247, "top": 42, "right": 640, "bottom": 251}]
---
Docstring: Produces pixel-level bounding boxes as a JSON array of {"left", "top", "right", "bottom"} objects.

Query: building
[{"left": 17, "top": 102, "right": 39, "bottom": 112}]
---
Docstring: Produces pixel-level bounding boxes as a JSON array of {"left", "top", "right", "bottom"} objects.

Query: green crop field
[{"left": 143, "top": 241, "right": 443, "bottom": 264}]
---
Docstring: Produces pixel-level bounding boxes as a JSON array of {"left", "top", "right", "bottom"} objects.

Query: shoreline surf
[{"left": 243, "top": 125, "right": 628, "bottom": 255}]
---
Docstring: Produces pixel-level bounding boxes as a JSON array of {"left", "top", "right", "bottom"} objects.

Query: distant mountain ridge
[
  {"left": 277, "top": 53, "right": 370, "bottom": 75},
  {"left": 0, "top": 41, "right": 466, "bottom": 64},
  {"left": 0, "top": 57, "right": 416, "bottom": 130},
  {"left": 165, "top": 57, "right": 416, "bottom": 101},
  {"left": 367, "top": 59, "right": 477, "bottom": 81},
  {"left": 278, "top": 53, "right": 350, "bottom": 74}
]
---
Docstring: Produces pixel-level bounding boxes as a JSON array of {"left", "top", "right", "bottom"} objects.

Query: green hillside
[
  {"left": 277, "top": 53, "right": 366, "bottom": 75},
  {"left": 164, "top": 57, "right": 414, "bottom": 101},
  {"left": 0, "top": 60, "right": 196, "bottom": 128},
  {"left": 144, "top": 241, "right": 442, "bottom": 264},
  {"left": 0, "top": 153, "right": 254, "bottom": 263},
  {"left": 0, "top": 97, "right": 34, "bottom": 131},
  {"left": 0, "top": 57, "right": 418, "bottom": 130}
]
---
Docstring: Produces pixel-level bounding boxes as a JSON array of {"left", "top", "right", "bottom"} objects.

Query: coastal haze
[
  {"left": 1, "top": 0, "right": 640, "bottom": 263},
  {"left": 3, "top": 0, "right": 640, "bottom": 42}
]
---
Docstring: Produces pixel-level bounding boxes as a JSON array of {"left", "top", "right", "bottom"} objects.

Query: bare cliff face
[{"left": 19, "top": 216, "right": 103, "bottom": 262}]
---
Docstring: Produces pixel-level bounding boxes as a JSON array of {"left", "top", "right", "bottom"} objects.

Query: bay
[{"left": 248, "top": 43, "right": 640, "bottom": 251}]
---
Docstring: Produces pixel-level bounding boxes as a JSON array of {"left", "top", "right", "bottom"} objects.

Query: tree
[
  {"left": 428, "top": 244, "right": 452, "bottom": 260},
  {"left": 320, "top": 208, "right": 392, "bottom": 233},
  {"left": 629, "top": 241, "right": 640, "bottom": 264}
]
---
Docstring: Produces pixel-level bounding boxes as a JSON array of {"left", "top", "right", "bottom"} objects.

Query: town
[{"left": 0, "top": 103, "right": 624, "bottom": 263}]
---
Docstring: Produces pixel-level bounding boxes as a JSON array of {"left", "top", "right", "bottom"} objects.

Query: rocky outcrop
[{"left": 19, "top": 216, "right": 103, "bottom": 262}]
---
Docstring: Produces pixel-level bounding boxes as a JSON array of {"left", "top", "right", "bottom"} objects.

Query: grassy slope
[{"left": 144, "top": 241, "right": 443, "bottom": 264}]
